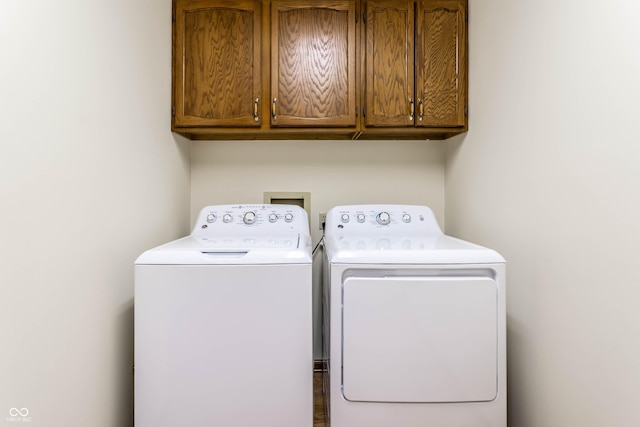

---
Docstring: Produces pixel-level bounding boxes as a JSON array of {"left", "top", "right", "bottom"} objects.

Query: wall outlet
[{"left": 319, "top": 212, "right": 327, "bottom": 230}]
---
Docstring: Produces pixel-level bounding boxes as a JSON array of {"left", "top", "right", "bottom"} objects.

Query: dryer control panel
[
  {"left": 325, "top": 205, "right": 442, "bottom": 235},
  {"left": 192, "top": 204, "right": 310, "bottom": 236}
]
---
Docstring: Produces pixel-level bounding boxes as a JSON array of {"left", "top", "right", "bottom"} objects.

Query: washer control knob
[
  {"left": 223, "top": 214, "right": 233, "bottom": 223},
  {"left": 376, "top": 211, "right": 391, "bottom": 225},
  {"left": 356, "top": 213, "right": 366, "bottom": 223},
  {"left": 268, "top": 213, "right": 278, "bottom": 223},
  {"left": 243, "top": 211, "right": 257, "bottom": 225},
  {"left": 402, "top": 213, "right": 411, "bottom": 223},
  {"left": 341, "top": 213, "right": 350, "bottom": 223},
  {"left": 206, "top": 214, "right": 217, "bottom": 223},
  {"left": 284, "top": 213, "right": 294, "bottom": 223}
]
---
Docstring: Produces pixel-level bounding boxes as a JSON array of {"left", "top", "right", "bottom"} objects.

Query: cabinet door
[
  {"left": 416, "top": 0, "right": 467, "bottom": 127},
  {"left": 364, "top": 0, "right": 414, "bottom": 127},
  {"left": 271, "top": 1, "right": 357, "bottom": 127},
  {"left": 173, "top": 0, "right": 261, "bottom": 128}
]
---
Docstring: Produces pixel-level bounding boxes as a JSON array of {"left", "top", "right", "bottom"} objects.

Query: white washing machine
[
  {"left": 135, "top": 204, "right": 312, "bottom": 427},
  {"left": 323, "top": 204, "right": 506, "bottom": 427}
]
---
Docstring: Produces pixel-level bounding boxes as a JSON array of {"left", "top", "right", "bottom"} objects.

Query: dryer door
[{"left": 342, "top": 275, "right": 498, "bottom": 403}]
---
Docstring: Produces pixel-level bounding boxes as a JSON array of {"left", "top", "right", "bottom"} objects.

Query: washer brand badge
[{"left": 6, "top": 408, "right": 31, "bottom": 423}]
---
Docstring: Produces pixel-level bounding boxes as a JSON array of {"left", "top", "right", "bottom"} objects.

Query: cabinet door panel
[
  {"left": 416, "top": 0, "right": 466, "bottom": 127},
  {"left": 272, "top": 1, "right": 356, "bottom": 127},
  {"left": 174, "top": 0, "right": 261, "bottom": 127},
  {"left": 364, "top": 0, "right": 414, "bottom": 127}
]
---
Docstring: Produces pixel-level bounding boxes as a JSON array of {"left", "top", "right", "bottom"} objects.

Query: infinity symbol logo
[{"left": 9, "top": 408, "right": 29, "bottom": 417}]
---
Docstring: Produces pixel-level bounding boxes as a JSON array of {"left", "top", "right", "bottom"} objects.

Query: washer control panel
[
  {"left": 325, "top": 205, "right": 442, "bottom": 235},
  {"left": 192, "top": 204, "right": 309, "bottom": 235}
]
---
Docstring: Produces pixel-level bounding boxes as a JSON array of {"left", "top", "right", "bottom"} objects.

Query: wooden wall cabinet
[
  {"left": 173, "top": 0, "right": 262, "bottom": 128},
  {"left": 271, "top": 1, "right": 357, "bottom": 128},
  {"left": 361, "top": 0, "right": 467, "bottom": 138},
  {"left": 417, "top": 0, "right": 467, "bottom": 128},
  {"left": 172, "top": 0, "right": 467, "bottom": 140}
]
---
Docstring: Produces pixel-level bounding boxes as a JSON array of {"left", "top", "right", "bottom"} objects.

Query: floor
[{"left": 314, "top": 371, "right": 327, "bottom": 427}]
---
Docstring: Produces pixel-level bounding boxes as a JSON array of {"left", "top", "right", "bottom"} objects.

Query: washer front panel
[
  {"left": 342, "top": 275, "right": 498, "bottom": 403},
  {"left": 135, "top": 263, "right": 313, "bottom": 427}
]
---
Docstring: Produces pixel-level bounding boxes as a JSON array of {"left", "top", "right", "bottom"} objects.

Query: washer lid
[{"left": 135, "top": 234, "right": 312, "bottom": 265}]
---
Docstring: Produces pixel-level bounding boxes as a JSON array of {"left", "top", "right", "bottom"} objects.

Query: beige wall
[
  {"left": 446, "top": 0, "right": 640, "bottom": 425},
  {"left": 0, "top": 1, "right": 190, "bottom": 426}
]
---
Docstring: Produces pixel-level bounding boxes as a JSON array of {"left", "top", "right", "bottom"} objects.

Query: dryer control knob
[
  {"left": 284, "top": 213, "right": 294, "bottom": 223},
  {"left": 376, "top": 211, "right": 391, "bottom": 225},
  {"left": 356, "top": 213, "right": 366, "bottom": 223},
  {"left": 269, "top": 213, "right": 278, "bottom": 223},
  {"left": 206, "top": 214, "right": 217, "bottom": 223},
  {"left": 341, "top": 213, "right": 350, "bottom": 223},
  {"left": 223, "top": 214, "right": 233, "bottom": 223},
  {"left": 243, "top": 211, "right": 257, "bottom": 225},
  {"left": 402, "top": 213, "right": 411, "bottom": 223}
]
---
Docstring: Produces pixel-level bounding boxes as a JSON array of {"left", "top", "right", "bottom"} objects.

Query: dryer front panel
[{"left": 342, "top": 275, "right": 498, "bottom": 403}]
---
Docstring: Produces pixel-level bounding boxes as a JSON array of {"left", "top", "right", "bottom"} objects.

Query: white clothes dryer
[
  {"left": 135, "top": 204, "right": 312, "bottom": 427},
  {"left": 323, "top": 205, "right": 506, "bottom": 427}
]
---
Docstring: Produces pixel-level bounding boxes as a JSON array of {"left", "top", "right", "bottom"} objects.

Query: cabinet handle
[
  {"left": 253, "top": 98, "right": 259, "bottom": 122},
  {"left": 272, "top": 98, "right": 277, "bottom": 121},
  {"left": 409, "top": 98, "right": 415, "bottom": 121},
  {"left": 418, "top": 98, "right": 424, "bottom": 122}
]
